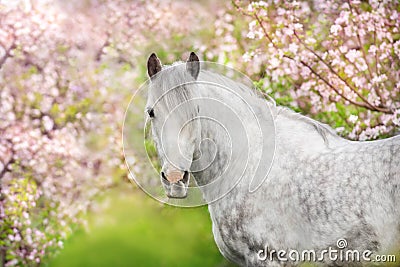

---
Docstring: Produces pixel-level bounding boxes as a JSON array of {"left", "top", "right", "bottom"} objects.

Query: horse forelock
[{"left": 149, "top": 63, "right": 197, "bottom": 119}]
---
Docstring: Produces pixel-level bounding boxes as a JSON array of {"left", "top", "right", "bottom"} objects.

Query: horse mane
[
  {"left": 275, "top": 106, "right": 342, "bottom": 144},
  {"left": 159, "top": 63, "right": 341, "bottom": 145},
  {"left": 198, "top": 68, "right": 341, "bottom": 144}
]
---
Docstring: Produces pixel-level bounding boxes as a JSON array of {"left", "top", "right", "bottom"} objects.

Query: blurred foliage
[{"left": 48, "top": 186, "right": 235, "bottom": 267}]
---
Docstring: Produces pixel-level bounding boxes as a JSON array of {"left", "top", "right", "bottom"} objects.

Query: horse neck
[
  {"left": 190, "top": 86, "right": 275, "bottom": 202},
  {"left": 191, "top": 100, "right": 346, "bottom": 202}
]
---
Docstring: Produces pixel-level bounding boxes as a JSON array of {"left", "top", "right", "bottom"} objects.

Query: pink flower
[
  {"left": 348, "top": 115, "right": 358, "bottom": 124},
  {"left": 345, "top": 49, "right": 361, "bottom": 63},
  {"left": 330, "top": 24, "right": 342, "bottom": 36}
]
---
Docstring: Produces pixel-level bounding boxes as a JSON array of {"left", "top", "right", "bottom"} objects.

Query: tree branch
[
  {"left": 233, "top": 0, "right": 393, "bottom": 114},
  {"left": 292, "top": 31, "right": 391, "bottom": 113}
]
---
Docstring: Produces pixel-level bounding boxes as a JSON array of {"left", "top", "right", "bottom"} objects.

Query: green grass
[{"left": 48, "top": 184, "right": 235, "bottom": 267}]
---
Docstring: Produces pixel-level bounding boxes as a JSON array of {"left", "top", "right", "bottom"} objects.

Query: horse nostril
[
  {"left": 181, "top": 171, "right": 189, "bottom": 184},
  {"left": 161, "top": 171, "right": 169, "bottom": 184}
]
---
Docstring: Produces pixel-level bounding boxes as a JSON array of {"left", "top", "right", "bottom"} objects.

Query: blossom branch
[{"left": 292, "top": 32, "right": 391, "bottom": 113}]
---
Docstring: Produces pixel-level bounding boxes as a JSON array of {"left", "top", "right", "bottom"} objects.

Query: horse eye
[{"left": 147, "top": 108, "right": 155, "bottom": 118}]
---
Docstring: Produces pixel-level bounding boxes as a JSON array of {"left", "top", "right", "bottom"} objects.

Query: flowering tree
[
  {"left": 232, "top": 0, "right": 399, "bottom": 140},
  {"left": 0, "top": 2, "right": 127, "bottom": 265},
  {"left": 0, "top": 0, "right": 209, "bottom": 265}
]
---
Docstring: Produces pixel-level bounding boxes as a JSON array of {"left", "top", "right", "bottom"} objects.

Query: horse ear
[
  {"left": 186, "top": 52, "right": 200, "bottom": 79},
  {"left": 147, "top": 53, "right": 162, "bottom": 78}
]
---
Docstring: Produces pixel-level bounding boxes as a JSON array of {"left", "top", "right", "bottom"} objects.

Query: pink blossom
[
  {"left": 330, "top": 24, "right": 342, "bottom": 35},
  {"left": 234, "top": 0, "right": 399, "bottom": 139},
  {"left": 345, "top": 49, "right": 361, "bottom": 63}
]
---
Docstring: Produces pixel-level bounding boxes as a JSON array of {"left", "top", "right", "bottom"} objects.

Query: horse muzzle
[{"left": 160, "top": 169, "right": 190, "bottom": 199}]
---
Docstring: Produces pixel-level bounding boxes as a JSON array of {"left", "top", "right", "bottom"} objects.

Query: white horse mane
[
  {"left": 275, "top": 107, "right": 341, "bottom": 144},
  {"left": 159, "top": 62, "right": 342, "bottom": 147},
  {"left": 196, "top": 66, "right": 341, "bottom": 146}
]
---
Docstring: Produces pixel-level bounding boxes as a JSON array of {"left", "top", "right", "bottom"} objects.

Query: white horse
[{"left": 145, "top": 52, "right": 400, "bottom": 266}]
